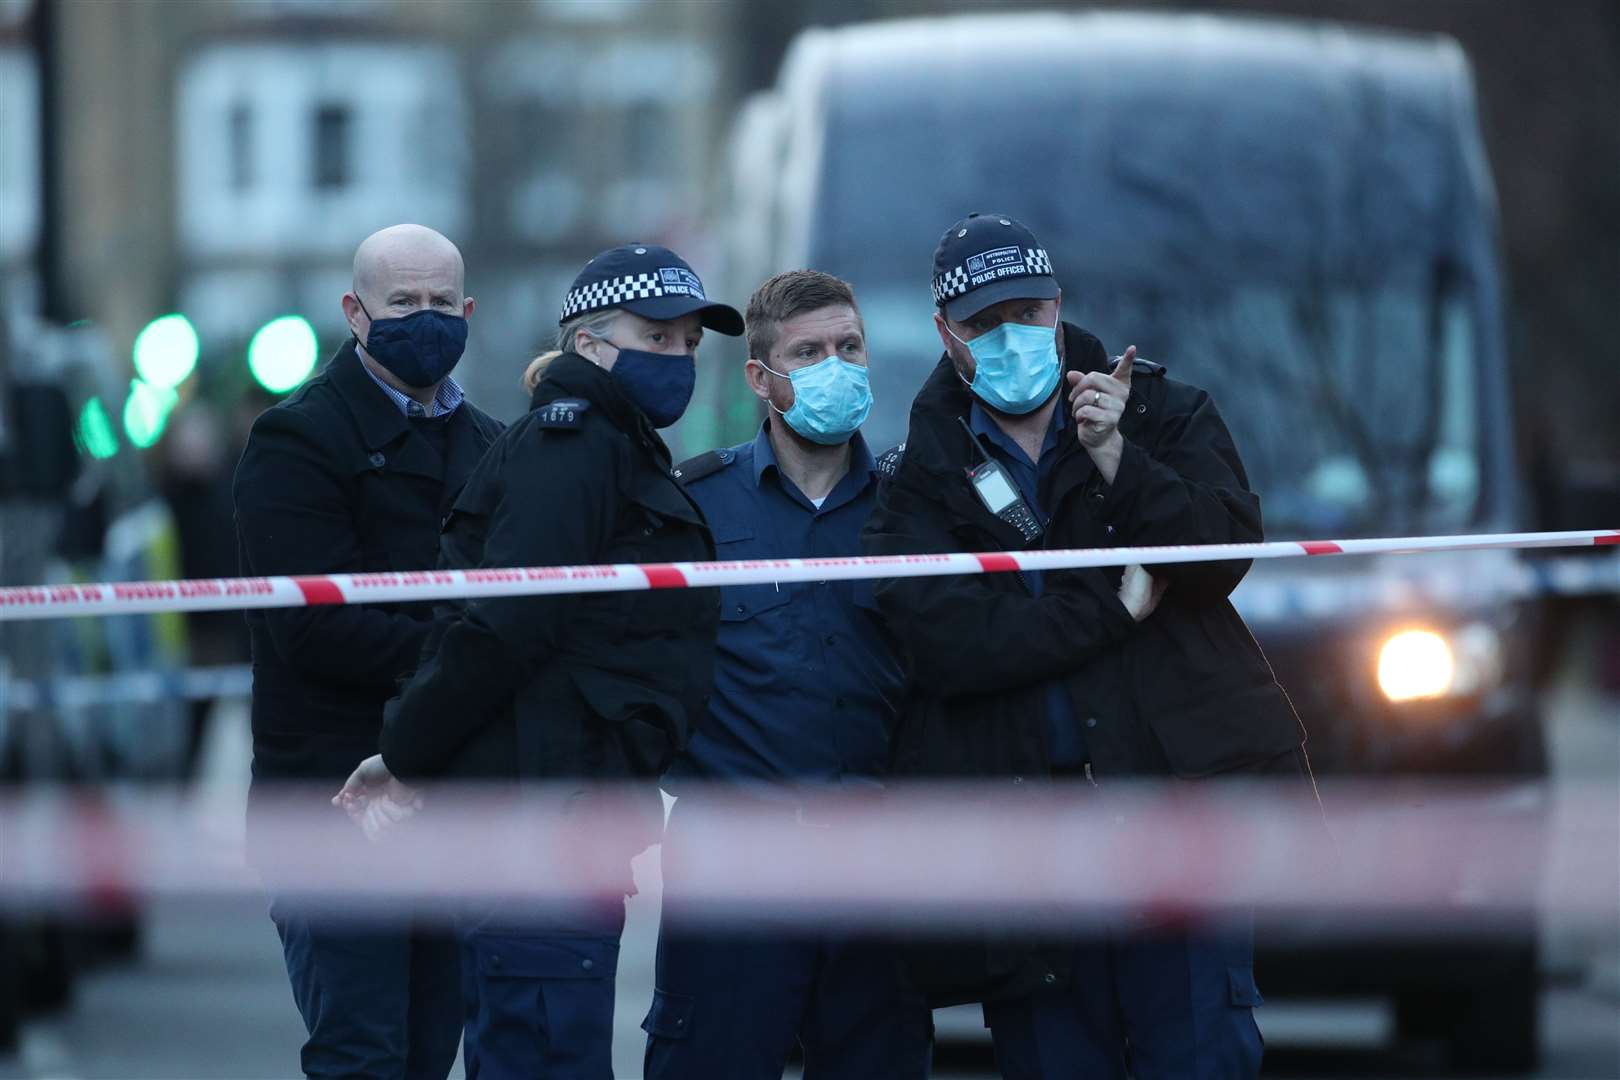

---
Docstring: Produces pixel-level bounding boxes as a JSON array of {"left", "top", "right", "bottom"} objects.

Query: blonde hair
[
  {"left": 557, "top": 308, "right": 622, "bottom": 351},
  {"left": 524, "top": 308, "right": 624, "bottom": 393},
  {"left": 521, "top": 351, "right": 563, "bottom": 394}
]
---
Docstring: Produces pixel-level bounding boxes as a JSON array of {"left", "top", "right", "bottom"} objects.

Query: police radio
[{"left": 958, "top": 417, "right": 1043, "bottom": 543}]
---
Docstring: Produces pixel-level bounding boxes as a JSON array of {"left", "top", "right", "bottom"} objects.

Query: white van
[{"left": 703, "top": 12, "right": 1545, "bottom": 1071}]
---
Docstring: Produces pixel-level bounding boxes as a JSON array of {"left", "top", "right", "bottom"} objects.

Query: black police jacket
[
  {"left": 234, "top": 340, "right": 503, "bottom": 790},
  {"left": 379, "top": 352, "right": 719, "bottom": 793},
  {"left": 861, "top": 322, "right": 1305, "bottom": 1005}
]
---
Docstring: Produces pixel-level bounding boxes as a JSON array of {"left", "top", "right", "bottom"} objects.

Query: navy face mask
[
  {"left": 357, "top": 299, "right": 468, "bottom": 388},
  {"left": 600, "top": 344, "right": 695, "bottom": 429}
]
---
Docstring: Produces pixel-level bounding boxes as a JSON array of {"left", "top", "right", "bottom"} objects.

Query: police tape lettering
[{"left": 0, "top": 529, "right": 1614, "bottom": 621}]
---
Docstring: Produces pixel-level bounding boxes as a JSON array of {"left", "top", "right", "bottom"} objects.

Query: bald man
[{"left": 234, "top": 225, "right": 503, "bottom": 1080}]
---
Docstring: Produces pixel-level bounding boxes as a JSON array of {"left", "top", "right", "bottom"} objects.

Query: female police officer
[{"left": 339, "top": 244, "right": 742, "bottom": 1079}]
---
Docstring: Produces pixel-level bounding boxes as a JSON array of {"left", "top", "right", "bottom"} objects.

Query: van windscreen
[{"left": 854, "top": 280, "right": 1482, "bottom": 539}]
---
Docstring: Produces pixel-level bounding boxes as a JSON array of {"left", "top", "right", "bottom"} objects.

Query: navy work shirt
[
  {"left": 668, "top": 424, "right": 905, "bottom": 792},
  {"left": 969, "top": 397, "right": 1088, "bottom": 768}
]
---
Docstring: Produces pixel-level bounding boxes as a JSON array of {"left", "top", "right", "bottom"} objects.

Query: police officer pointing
[
  {"left": 643, "top": 270, "right": 932, "bottom": 1079},
  {"left": 863, "top": 214, "right": 1312, "bottom": 1079}
]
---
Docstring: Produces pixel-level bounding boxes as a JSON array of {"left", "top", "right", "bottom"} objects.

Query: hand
[
  {"left": 1117, "top": 563, "right": 1169, "bottom": 623},
  {"left": 334, "top": 753, "right": 399, "bottom": 807},
  {"left": 356, "top": 788, "right": 420, "bottom": 843},
  {"left": 1066, "top": 346, "right": 1136, "bottom": 451},
  {"left": 333, "top": 754, "right": 422, "bottom": 842}
]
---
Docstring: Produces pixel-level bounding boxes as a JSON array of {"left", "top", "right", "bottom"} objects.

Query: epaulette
[
  {"left": 533, "top": 398, "right": 591, "bottom": 430},
  {"left": 875, "top": 442, "right": 906, "bottom": 478},
  {"left": 672, "top": 448, "right": 734, "bottom": 484},
  {"left": 1112, "top": 356, "right": 1166, "bottom": 378}
]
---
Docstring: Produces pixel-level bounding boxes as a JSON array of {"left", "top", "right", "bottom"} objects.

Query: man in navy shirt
[{"left": 642, "top": 271, "right": 932, "bottom": 1079}]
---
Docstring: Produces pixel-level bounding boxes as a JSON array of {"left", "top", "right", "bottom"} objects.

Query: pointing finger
[{"left": 1112, "top": 346, "right": 1136, "bottom": 387}]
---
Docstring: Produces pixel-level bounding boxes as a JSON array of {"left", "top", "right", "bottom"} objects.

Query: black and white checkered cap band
[
  {"left": 931, "top": 247, "right": 1053, "bottom": 304},
  {"left": 561, "top": 273, "right": 703, "bottom": 321}
]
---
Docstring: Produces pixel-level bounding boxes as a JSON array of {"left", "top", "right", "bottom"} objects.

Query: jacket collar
[
  {"left": 438, "top": 401, "right": 495, "bottom": 495},
  {"left": 904, "top": 321, "right": 1105, "bottom": 477},
  {"left": 328, "top": 338, "right": 417, "bottom": 452},
  {"left": 359, "top": 358, "right": 466, "bottom": 418},
  {"left": 750, "top": 419, "right": 878, "bottom": 490},
  {"left": 530, "top": 352, "right": 636, "bottom": 425},
  {"left": 530, "top": 352, "right": 675, "bottom": 462},
  {"left": 328, "top": 337, "right": 487, "bottom": 486}
]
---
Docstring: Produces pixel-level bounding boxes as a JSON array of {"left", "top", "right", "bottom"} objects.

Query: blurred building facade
[
  {"left": 21, "top": 0, "right": 735, "bottom": 419},
  {"left": 0, "top": 3, "right": 40, "bottom": 315},
  {"left": 6, "top": 0, "right": 1617, "bottom": 463}
]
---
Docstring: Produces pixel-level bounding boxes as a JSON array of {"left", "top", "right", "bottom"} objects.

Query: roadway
[
  {"left": 2, "top": 619, "right": 1616, "bottom": 1079},
  {"left": 1, "top": 891, "right": 1615, "bottom": 1079}
]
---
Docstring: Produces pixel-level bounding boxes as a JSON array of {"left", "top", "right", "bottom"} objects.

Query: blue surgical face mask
[
  {"left": 595, "top": 341, "right": 695, "bottom": 428},
  {"left": 948, "top": 312, "right": 1061, "bottom": 415},
  {"left": 357, "top": 299, "right": 468, "bottom": 389},
  {"left": 760, "top": 355, "right": 873, "bottom": 445}
]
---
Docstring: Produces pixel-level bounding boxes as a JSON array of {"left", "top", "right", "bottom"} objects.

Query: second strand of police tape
[{"left": 2, "top": 529, "right": 1615, "bottom": 925}]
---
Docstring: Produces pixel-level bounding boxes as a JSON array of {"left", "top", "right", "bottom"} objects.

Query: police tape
[
  {"left": 3, "top": 544, "right": 1613, "bottom": 712},
  {"left": 1, "top": 780, "right": 1614, "bottom": 932},
  {"left": 0, "top": 528, "right": 1615, "bottom": 622},
  {"left": 0, "top": 553, "right": 1599, "bottom": 713}
]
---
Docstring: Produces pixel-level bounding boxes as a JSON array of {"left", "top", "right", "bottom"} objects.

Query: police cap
[
  {"left": 931, "top": 213, "right": 1058, "bottom": 322},
  {"left": 560, "top": 244, "right": 743, "bottom": 336}
]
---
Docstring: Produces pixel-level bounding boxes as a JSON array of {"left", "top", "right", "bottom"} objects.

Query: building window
[
  {"left": 312, "top": 103, "right": 351, "bottom": 190},
  {"left": 625, "top": 102, "right": 672, "bottom": 172},
  {"left": 228, "top": 102, "right": 254, "bottom": 191}
]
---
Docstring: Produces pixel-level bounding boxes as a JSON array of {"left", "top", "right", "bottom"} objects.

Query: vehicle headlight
[
  {"left": 1377, "top": 629, "right": 1455, "bottom": 701},
  {"left": 1376, "top": 624, "right": 1503, "bottom": 703}
]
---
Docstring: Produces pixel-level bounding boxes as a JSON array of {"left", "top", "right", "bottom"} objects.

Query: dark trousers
[
  {"left": 456, "top": 898, "right": 625, "bottom": 1080},
  {"left": 643, "top": 798, "right": 934, "bottom": 1080},
  {"left": 984, "top": 918, "right": 1263, "bottom": 1079},
  {"left": 270, "top": 899, "right": 463, "bottom": 1080},
  {"left": 980, "top": 745, "right": 1322, "bottom": 1080}
]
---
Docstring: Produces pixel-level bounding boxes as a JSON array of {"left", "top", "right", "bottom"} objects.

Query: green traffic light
[
  {"left": 248, "top": 315, "right": 318, "bottom": 393},
  {"left": 122, "top": 379, "right": 178, "bottom": 449},
  {"left": 77, "top": 396, "right": 119, "bottom": 459},
  {"left": 132, "top": 313, "right": 199, "bottom": 389}
]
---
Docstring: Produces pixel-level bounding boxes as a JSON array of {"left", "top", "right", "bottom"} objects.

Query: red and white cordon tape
[
  {"left": 2, "top": 780, "right": 1616, "bottom": 928},
  {"left": 0, "top": 529, "right": 1616, "bottom": 622}
]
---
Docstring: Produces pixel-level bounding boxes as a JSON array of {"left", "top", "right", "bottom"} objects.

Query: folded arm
[
  {"left": 861, "top": 474, "right": 1138, "bottom": 696},
  {"left": 380, "top": 427, "right": 619, "bottom": 782},
  {"left": 1079, "top": 387, "right": 1262, "bottom": 600}
]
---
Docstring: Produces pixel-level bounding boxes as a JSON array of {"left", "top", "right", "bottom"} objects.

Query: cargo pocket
[
  {"left": 1228, "top": 964, "right": 1264, "bottom": 1007},
  {"left": 641, "top": 987, "right": 694, "bottom": 1040},
  {"left": 474, "top": 933, "right": 618, "bottom": 981},
  {"left": 471, "top": 933, "right": 618, "bottom": 1063}
]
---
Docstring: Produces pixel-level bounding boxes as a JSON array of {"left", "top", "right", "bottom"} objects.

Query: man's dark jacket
[
  {"left": 861, "top": 322, "right": 1304, "bottom": 1005},
  {"left": 379, "top": 353, "right": 719, "bottom": 808},
  {"left": 234, "top": 340, "right": 503, "bottom": 798}
]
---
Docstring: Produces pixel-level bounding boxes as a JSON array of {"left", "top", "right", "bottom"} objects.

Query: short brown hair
[{"left": 744, "top": 270, "right": 861, "bottom": 361}]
